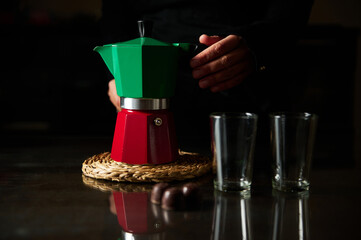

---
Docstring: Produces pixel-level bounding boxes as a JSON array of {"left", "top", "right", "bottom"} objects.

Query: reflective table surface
[{"left": 1, "top": 134, "right": 361, "bottom": 239}]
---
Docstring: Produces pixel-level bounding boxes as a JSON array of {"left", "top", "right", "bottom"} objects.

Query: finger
[
  {"left": 108, "top": 89, "right": 121, "bottom": 111},
  {"left": 192, "top": 47, "right": 247, "bottom": 79},
  {"left": 198, "top": 61, "right": 250, "bottom": 89},
  {"left": 190, "top": 35, "right": 242, "bottom": 68},
  {"left": 115, "top": 97, "right": 121, "bottom": 112},
  {"left": 108, "top": 79, "right": 116, "bottom": 92},
  {"left": 210, "top": 71, "right": 251, "bottom": 92},
  {"left": 108, "top": 79, "right": 121, "bottom": 111},
  {"left": 199, "top": 34, "right": 223, "bottom": 46}
]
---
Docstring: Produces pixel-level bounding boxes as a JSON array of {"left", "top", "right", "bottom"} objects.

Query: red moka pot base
[{"left": 111, "top": 109, "right": 177, "bottom": 165}]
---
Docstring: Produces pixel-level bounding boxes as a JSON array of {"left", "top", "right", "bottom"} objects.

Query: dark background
[{"left": 0, "top": 0, "right": 360, "bottom": 170}]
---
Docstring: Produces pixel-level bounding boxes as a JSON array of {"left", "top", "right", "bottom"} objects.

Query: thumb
[{"left": 199, "top": 34, "right": 223, "bottom": 46}]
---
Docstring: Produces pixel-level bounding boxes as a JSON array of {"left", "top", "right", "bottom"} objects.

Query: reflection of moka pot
[
  {"left": 94, "top": 21, "right": 194, "bottom": 164},
  {"left": 113, "top": 191, "right": 166, "bottom": 239}
]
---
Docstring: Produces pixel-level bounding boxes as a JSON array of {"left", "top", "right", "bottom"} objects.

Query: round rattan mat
[
  {"left": 82, "top": 151, "right": 212, "bottom": 183},
  {"left": 82, "top": 175, "right": 154, "bottom": 192}
]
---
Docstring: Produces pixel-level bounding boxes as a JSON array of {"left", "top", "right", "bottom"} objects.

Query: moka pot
[{"left": 94, "top": 21, "right": 194, "bottom": 164}]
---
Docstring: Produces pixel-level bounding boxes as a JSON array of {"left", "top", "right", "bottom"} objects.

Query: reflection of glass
[
  {"left": 211, "top": 191, "right": 252, "bottom": 240},
  {"left": 272, "top": 191, "right": 310, "bottom": 240}
]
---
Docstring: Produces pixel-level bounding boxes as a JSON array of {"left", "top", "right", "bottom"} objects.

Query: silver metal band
[{"left": 121, "top": 97, "right": 170, "bottom": 110}]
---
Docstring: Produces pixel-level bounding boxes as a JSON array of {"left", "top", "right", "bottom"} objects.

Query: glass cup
[
  {"left": 270, "top": 112, "right": 318, "bottom": 192},
  {"left": 210, "top": 112, "right": 258, "bottom": 192}
]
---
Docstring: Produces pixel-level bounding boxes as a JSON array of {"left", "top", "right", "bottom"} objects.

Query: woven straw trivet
[
  {"left": 82, "top": 175, "right": 154, "bottom": 192},
  {"left": 82, "top": 172, "right": 213, "bottom": 192},
  {"left": 82, "top": 151, "right": 212, "bottom": 183}
]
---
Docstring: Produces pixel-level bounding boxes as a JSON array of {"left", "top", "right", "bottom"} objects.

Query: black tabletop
[{"left": 1, "top": 134, "right": 361, "bottom": 240}]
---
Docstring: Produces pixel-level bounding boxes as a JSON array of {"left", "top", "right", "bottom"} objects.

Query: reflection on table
[
  {"left": 211, "top": 191, "right": 252, "bottom": 240},
  {"left": 272, "top": 191, "right": 310, "bottom": 240}
]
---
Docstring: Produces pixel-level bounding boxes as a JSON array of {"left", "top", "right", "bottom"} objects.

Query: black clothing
[{"left": 101, "top": 0, "right": 313, "bottom": 70}]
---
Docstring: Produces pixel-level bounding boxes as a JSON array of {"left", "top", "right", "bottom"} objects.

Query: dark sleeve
[
  {"left": 223, "top": 0, "right": 315, "bottom": 112},
  {"left": 238, "top": 0, "right": 314, "bottom": 71},
  {"left": 99, "top": 0, "right": 141, "bottom": 80},
  {"left": 100, "top": 0, "right": 140, "bottom": 44}
]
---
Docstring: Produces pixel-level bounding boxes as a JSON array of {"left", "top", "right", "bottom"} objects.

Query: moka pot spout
[{"left": 93, "top": 46, "right": 115, "bottom": 77}]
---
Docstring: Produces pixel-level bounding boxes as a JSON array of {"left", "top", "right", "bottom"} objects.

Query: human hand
[
  {"left": 190, "top": 34, "right": 255, "bottom": 92},
  {"left": 108, "top": 79, "right": 121, "bottom": 112}
]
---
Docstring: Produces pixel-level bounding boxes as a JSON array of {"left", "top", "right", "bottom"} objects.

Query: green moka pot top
[{"left": 94, "top": 36, "right": 193, "bottom": 99}]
